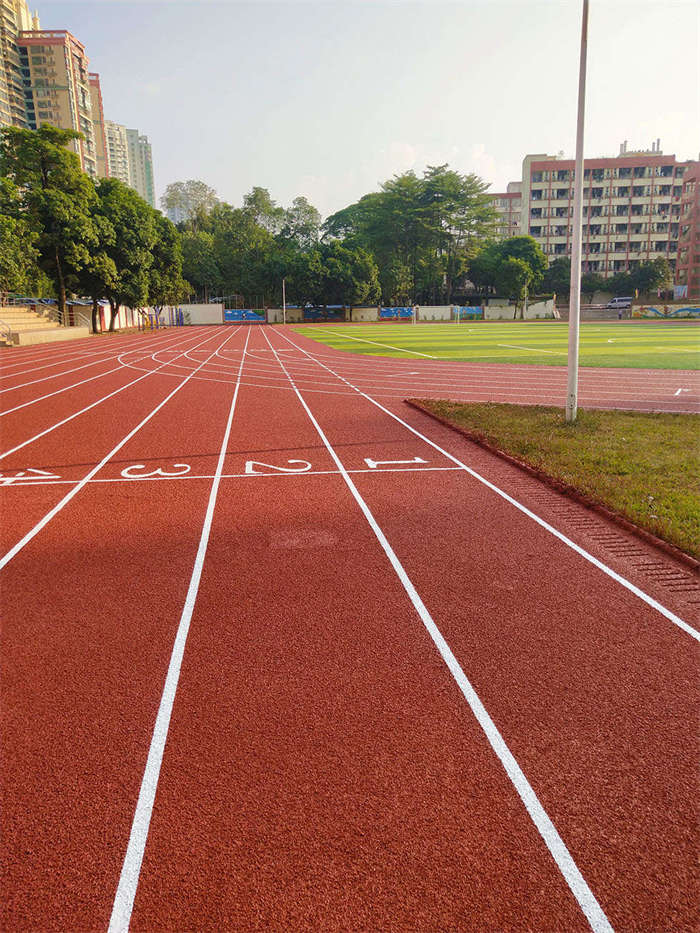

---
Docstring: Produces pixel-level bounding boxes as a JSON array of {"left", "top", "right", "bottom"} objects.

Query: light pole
[
  {"left": 282, "top": 277, "right": 286, "bottom": 325},
  {"left": 566, "top": 0, "right": 589, "bottom": 423}
]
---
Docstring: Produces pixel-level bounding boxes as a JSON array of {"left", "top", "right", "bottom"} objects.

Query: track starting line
[{"left": 0, "top": 462, "right": 459, "bottom": 487}]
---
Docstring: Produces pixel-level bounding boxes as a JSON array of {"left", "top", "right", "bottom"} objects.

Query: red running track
[{"left": 1, "top": 325, "right": 698, "bottom": 932}]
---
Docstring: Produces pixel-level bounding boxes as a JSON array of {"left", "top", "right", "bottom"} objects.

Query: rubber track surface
[{"left": 1, "top": 325, "right": 698, "bottom": 932}]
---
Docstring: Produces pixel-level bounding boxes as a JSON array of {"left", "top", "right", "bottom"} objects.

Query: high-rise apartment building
[
  {"left": 516, "top": 143, "right": 699, "bottom": 281},
  {"left": 104, "top": 119, "right": 130, "bottom": 184},
  {"left": 0, "top": 0, "right": 38, "bottom": 127},
  {"left": 126, "top": 128, "right": 155, "bottom": 207},
  {"left": 17, "top": 29, "right": 98, "bottom": 175},
  {"left": 675, "top": 165, "right": 699, "bottom": 298},
  {"left": 488, "top": 181, "right": 522, "bottom": 239},
  {"left": 104, "top": 120, "right": 155, "bottom": 206},
  {"left": 88, "top": 72, "right": 108, "bottom": 177}
]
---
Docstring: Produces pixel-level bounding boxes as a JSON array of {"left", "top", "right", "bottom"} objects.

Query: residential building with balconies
[
  {"left": 88, "top": 71, "right": 108, "bottom": 178},
  {"left": 675, "top": 165, "right": 699, "bottom": 298},
  {"left": 488, "top": 181, "right": 522, "bottom": 239},
  {"left": 17, "top": 29, "right": 98, "bottom": 176},
  {"left": 517, "top": 142, "right": 698, "bottom": 284},
  {"left": 0, "top": 0, "right": 39, "bottom": 127}
]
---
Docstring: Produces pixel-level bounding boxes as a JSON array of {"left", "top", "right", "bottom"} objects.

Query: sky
[{"left": 39, "top": 0, "right": 700, "bottom": 218}]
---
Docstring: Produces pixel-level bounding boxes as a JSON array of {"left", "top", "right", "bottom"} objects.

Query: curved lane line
[{"left": 0, "top": 328, "right": 226, "bottom": 461}]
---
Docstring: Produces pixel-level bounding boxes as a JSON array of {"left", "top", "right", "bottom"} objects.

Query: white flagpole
[{"left": 566, "top": 0, "right": 589, "bottom": 422}]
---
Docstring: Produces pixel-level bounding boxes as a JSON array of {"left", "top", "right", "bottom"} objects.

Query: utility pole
[
  {"left": 282, "top": 277, "right": 286, "bottom": 326},
  {"left": 566, "top": 0, "right": 589, "bottom": 422}
]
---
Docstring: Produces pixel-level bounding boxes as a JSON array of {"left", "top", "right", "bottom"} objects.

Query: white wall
[
  {"left": 483, "top": 299, "right": 555, "bottom": 320},
  {"left": 180, "top": 303, "right": 223, "bottom": 325},
  {"left": 417, "top": 305, "right": 452, "bottom": 321},
  {"left": 267, "top": 308, "right": 303, "bottom": 323}
]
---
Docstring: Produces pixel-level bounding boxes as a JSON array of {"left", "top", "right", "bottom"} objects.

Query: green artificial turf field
[{"left": 293, "top": 321, "right": 700, "bottom": 369}]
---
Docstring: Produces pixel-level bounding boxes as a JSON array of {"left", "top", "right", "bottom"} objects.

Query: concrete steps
[{"left": 0, "top": 305, "right": 91, "bottom": 347}]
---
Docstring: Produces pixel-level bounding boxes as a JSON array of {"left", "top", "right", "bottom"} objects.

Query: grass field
[
  {"left": 294, "top": 321, "right": 700, "bottom": 369},
  {"left": 415, "top": 400, "right": 700, "bottom": 559}
]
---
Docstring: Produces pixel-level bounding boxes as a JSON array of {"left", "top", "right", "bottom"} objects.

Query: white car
[{"left": 605, "top": 296, "right": 632, "bottom": 309}]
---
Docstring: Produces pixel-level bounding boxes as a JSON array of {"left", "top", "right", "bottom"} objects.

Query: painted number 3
[{"left": 121, "top": 463, "right": 191, "bottom": 479}]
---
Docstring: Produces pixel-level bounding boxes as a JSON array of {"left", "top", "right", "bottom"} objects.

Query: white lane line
[
  {"left": 0, "top": 363, "right": 126, "bottom": 416},
  {"left": 107, "top": 327, "right": 252, "bottom": 933},
  {"left": 0, "top": 465, "right": 462, "bottom": 487},
  {"left": 323, "top": 331, "right": 436, "bottom": 358},
  {"left": 274, "top": 327, "right": 700, "bottom": 643},
  {"left": 263, "top": 327, "right": 613, "bottom": 933},
  {"left": 0, "top": 328, "right": 241, "bottom": 571},
  {"left": 0, "top": 327, "right": 191, "bottom": 395},
  {"left": 0, "top": 331, "right": 169, "bottom": 379},
  {"left": 0, "top": 328, "right": 227, "bottom": 461},
  {"left": 498, "top": 344, "right": 564, "bottom": 354}
]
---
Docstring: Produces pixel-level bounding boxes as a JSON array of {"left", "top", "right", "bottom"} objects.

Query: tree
[
  {"left": 181, "top": 230, "right": 221, "bottom": 302},
  {"left": 75, "top": 212, "right": 118, "bottom": 332},
  {"left": 322, "top": 165, "right": 497, "bottom": 303},
  {"left": 498, "top": 237, "right": 547, "bottom": 292},
  {"left": 94, "top": 178, "right": 157, "bottom": 330},
  {"left": 149, "top": 212, "right": 188, "bottom": 307},
  {"left": 633, "top": 258, "right": 672, "bottom": 296},
  {"left": 243, "top": 186, "right": 285, "bottom": 234},
  {"left": 279, "top": 196, "right": 321, "bottom": 249},
  {"left": 0, "top": 177, "right": 39, "bottom": 298},
  {"left": 607, "top": 271, "right": 634, "bottom": 297},
  {"left": 319, "top": 242, "right": 381, "bottom": 307},
  {"left": 467, "top": 236, "right": 546, "bottom": 313},
  {"left": 580, "top": 272, "right": 607, "bottom": 303},
  {"left": 543, "top": 257, "right": 571, "bottom": 297},
  {"left": 160, "top": 179, "right": 218, "bottom": 229},
  {"left": 0, "top": 125, "right": 98, "bottom": 317},
  {"left": 467, "top": 241, "right": 502, "bottom": 291},
  {"left": 495, "top": 257, "right": 533, "bottom": 318}
]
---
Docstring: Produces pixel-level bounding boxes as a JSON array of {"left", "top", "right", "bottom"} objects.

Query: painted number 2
[{"left": 244, "top": 459, "right": 312, "bottom": 475}]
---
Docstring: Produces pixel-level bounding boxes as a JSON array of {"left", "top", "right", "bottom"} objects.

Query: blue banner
[
  {"left": 380, "top": 307, "right": 414, "bottom": 319},
  {"left": 454, "top": 306, "right": 483, "bottom": 320},
  {"left": 224, "top": 309, "right": 265, "bottom": 322}
]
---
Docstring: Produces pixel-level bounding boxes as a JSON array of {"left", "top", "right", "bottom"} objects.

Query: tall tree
[
  {"left": 279, "top": 196, "right": 321, "bottom": 249},
  {"left": 149, "top": 212, "right": 188, "bottom": 307},
  {"left": 181, "top": 230, "right": 221, "bottom": 302},
  {"left": 323, "top": 166, "right": 496, "bottom": 303},
  {"left": 243, "top": 186, "right": 285, "bottom": 234},
  {"left": 542, "top": 257, "right": 571, "bottom": 297},
  {"left": 94, "top": 178, "right": 157, "bottom": 330},
  {"left": 0, "top": 177, "right": 39, "bottom": 299},
  {"left": 160, "top": 179, "right": 218, "bottom": 230},
  {"left": 468, "top": 236, "right": 546, "bottom": 308},
  {"left": 633, "top": 258, "right": 672, "bottom": 296},
  {"left": 495, "top": 257, "right": 533, "bottom": 319},
  {"left": 0, "top": 125, "right": 98, "bottom": 317}
]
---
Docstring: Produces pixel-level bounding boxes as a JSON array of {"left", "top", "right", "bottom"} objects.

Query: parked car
[{"left": 605, "top": 296, "right": 632, "bottom": 309}]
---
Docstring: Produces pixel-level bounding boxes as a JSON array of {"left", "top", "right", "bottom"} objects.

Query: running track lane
[
  {"left": 266, "top": 325, "right": 699, "bottom": 931},
  {"left": 1, "top": 325, "right": 697, "bottom": 930},
  {"left": 285, "top": 327, "right": 700, "bottom": 414},
  {"left": 115, "top": 325, "right": 594, "bottom": 931},
  {"left": 0, "top": 327, "right": 197, "bottom": 412},
  {"left": 0, "top": 326, "right": 248, "bottom": 930},
  {"left": 0, "top": 328, "right": 229, "bottom": 553}
]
